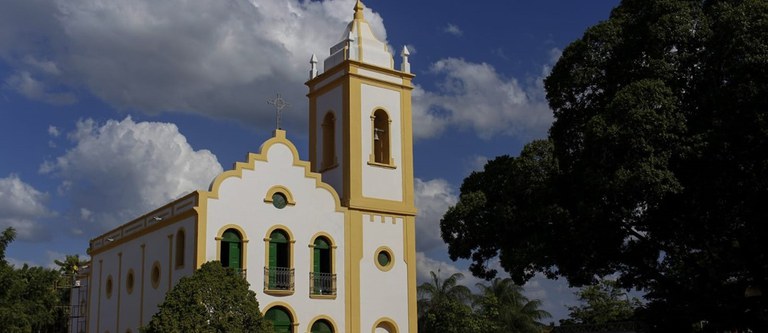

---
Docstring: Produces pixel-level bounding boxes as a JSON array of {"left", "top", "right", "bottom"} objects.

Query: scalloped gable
[{"left": 199, "top": 129, "right": 345, "bottom": 213}]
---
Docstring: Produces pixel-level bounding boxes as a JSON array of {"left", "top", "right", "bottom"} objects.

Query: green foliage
[
  {"left": 475, "top": 278, "right": 551, "bottom": 333},
  {"left": 441, "top": 0, "right": 768, "bottom": 330},
  {"left": 562, "top": 279, "right": 641, "bottom": 325},
  {"left": 417, "top": 271, "right": 549, "bottom": 333},
  {"left": 0, "top": 227, "right": 69, "bottom": 333},
  {"left": 54, "top": 254, "right": 88, "bottom": 276},
  {"left": 142, "top": 261, "right": 270, "bottom": 333}
]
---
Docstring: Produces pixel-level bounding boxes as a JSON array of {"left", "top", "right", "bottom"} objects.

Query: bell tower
[{"left": 306, "top": 1, "right": 417, "bottom": 332}]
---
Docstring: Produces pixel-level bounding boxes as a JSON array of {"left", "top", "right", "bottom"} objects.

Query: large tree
[
  {"left": 441, "top": 0, "right": 768, "bottom": 330},
  {"left": 142, "top": 261, "right": 270, "bottom": 333}
]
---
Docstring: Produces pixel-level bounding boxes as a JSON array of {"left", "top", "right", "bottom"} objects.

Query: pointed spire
[
  {"left": 401, "top": 46, "right": 411, "bottom": 73},
  {"left": 354, "top": 0, "right": 365, "bottom": 20},
  {"left": 309, "top": 54, "right": 318, "bottom": 80}
]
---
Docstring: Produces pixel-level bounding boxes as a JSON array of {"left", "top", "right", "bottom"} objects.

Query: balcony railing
[
  {"left": 264, "top": 267, "right": 294, "bottom": 291},
  {"left": 310, "top": 272, "right": 336, "bottom": 296}
]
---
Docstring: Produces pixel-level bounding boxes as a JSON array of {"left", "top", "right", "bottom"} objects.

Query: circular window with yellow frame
[{"left": 374, "top": 246, "right": 394, "bottom": 272}]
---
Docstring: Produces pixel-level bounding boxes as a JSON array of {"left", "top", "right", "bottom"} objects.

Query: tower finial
[{"left": 354, "top": 0, "right": 364, "bottom": 20}]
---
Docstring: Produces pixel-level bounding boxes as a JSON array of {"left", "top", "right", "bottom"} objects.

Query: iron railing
[
  {"left": 310, "top": 272, "right": 336, "bottom": 296},
  {"left": 264, "top": 267, "right": 294, "bottom": 291}
]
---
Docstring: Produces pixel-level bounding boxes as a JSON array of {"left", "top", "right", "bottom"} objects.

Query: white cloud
[
  {"left": 40, "top": 117, "right": 223, "bottom": 233},
  {"left": 3, "top": 71, "right": 76, "bottom": 105},
  {"left": 414, "top": 178, "right": 457, "bottom": 252},
  {"left": 0, "top": 174, "right": 54, "bottom": 241},
  {"left": 48, "top": 125, "right": 60, "bottom": 137},
  {"left": 0, "top": 0, "right": 391, "bottom": 132},
  {"left": 444, "top": 24, "right": 463, "bottom": 37},
  {"left": 413, "top": 58, "right": 553, "bottom": 140}
]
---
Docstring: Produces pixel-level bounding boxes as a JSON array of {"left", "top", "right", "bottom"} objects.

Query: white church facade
[{"left": 73, "top": 1, "right": 417, "bottom": 332}]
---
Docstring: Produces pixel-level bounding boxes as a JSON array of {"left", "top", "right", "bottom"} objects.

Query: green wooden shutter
[
  {"left": 229, "top": 241, "right": 241, "bottom": 269},
  {"left": 312, "top": 247, "right": 321, "bottom": 294},
  {"left": 269, "top": 241, "right": 277, "bottom": 289}
]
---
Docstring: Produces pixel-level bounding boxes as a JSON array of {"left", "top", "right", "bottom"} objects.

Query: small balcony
[
  {"left": 310, "top": 272, "right": 336, "bottom": 297},
  {"left": 264, "top": 267, "right": 294, "bottom": 294}
]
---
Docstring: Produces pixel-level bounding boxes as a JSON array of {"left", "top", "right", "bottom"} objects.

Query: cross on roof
[{"left": 267, "top": 93, "right": 290, "bottom": 130}]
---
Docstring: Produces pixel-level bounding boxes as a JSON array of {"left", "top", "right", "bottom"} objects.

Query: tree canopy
[
  {"left": 441, "top": 0, "right": 768, "bottom": 330},
  {"left": 142, "top": 261, "right": 270, "bottom": 333},
  {"left": 0, "top": 227, "right": 70, "bottom": 333}
]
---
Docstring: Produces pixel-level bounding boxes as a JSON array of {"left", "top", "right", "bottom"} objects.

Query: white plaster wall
[
  {"left": 205, "top": 141, "right": 347, "bottom": 332},
  {"left": 316, "top": 86, "right": 345, "bottom": 200},
  {"left": 88, "top": 216, "right": 196, "bottom": 333},
  {"left": 360, "top": 214, "right": 409, "bottom": 332},
  {"left": 352, "top": 22, "right": 393, "bottom": 69},
  {"left": 360, "top": 84, "right": 403, "bottom": 201}
]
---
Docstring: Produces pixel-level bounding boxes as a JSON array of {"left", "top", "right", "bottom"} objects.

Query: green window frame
[
  {"left": 265, "top": 307, "right": 293, "bottom": 333},
  {"left": 221, "top": 229, "right": 242, "bottom": 270}
]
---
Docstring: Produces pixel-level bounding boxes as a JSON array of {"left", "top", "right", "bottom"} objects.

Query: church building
[{"left": 72, "top": 1, "right": 417, "bottom": 332}]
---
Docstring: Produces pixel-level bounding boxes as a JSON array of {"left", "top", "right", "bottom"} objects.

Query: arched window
[
  {"left": 374, "top": 320, "right": 397, "bottom": 333},
  {"left": 220, "top": 229, "right": 243, "bottom": 271},
  {"left": 265, "top": 306, "right": 293, "bottom": 333},
  {"left": 372, "top": 109, "right": 391, "bottom": 164},
  {"left": 311, "top": 237, "right": 335, "bottom": 296},
  {"left": 322, "top": 112, "right": 336, "bottom": 169},
  {"left": 311, "top": 319, "right": 334, "bottom": 333},
  {"left": 267, "top": 230, "right": 292, "bottom": 290},
  {"left": 175, "top": 229, "right": 185, "bottom": 269}
]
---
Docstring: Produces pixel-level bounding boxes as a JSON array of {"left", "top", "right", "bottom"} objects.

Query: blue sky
[{"left": 0, "top": 0, "right": 620, "bottom": 321}]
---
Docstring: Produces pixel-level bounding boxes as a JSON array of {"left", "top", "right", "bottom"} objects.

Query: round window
[
  {"left": 272, "top": 192, "right": 287, "bottom": 209},
  {"left": 375, "top": 247, "right": 394, "bottom": 272}
]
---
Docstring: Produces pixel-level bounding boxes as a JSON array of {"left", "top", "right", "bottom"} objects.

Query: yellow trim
[
  {"left": 116, "top": 252, "right": 122, "bottom": 333},
  {"left": 306, "top": 315, "right": 339, "bottom": 333},
  {"left": 374, "top": 246, "right": 395, "bottom": 272},
  {"left": 139, "top": 244, "right": 145, "bottom": 326},
  {"left": 263, "top": 225, "right": 296, "bottom": 295},
  {"left": 150, "top": 261, "right": 161, "bottom": 289},
  {"left": 198, "top": 128, "right": 348, "bottom": 269},
  {"left": 309, "top": 232, "right": 338, "bottom": 299},
  {"left": 167, "top": 234, "right": 173, "bottom": 290},
  {"left": 175, "top": 228, "right": 186, "bottom": 270},
  {"left": 404, "top": 216, "right": 418, "bottom": 333},
  {"left": 263, "top": 302, "right": 300, "bottom": 332},
  {"left": 88, "top": 192, "right": 198, "bottom": 255},
  {"left": 97, "top": 260, "right": 103, "bottom": 333},
  {"left": 214, "top": 224, "right": 249, "bottom": 274},
  {"left": 264, "top": 185, "right": 297, "bottom": 207},
  {"left": 346, "top": 210, "right": 363, "bottom": 332},
  {"left": 372, "top": 317, "right": 400, "bottom": 333}
]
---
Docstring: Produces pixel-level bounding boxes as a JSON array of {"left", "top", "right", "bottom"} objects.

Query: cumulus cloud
[
  {"left": 444, "top": 24, "right": 463, "bottom": 37},
  {"left": 413, "top": 58, "right": 553, "bottom": 140},
  {"left": 0, "top": 0, "right": 390, "bottom": 132},
  {"left": 40, "top": 117, "right": 223, "bottom": 233},
  {"left": 0, "top": 174, "right": 54, "bottom": 241},
  {"left": 414, "top": 178, "right": 457, "bottom": 252}
]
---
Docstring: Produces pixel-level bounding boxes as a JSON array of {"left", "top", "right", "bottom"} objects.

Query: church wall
[
  {"left": 359, "top": 213, "right": 409, "bottom": 331},
  {"left": 360, "top": 83, "right": 404, "bottom": 201},
  {"left": 204, "top": 139, "right": 347, "bottom": 332},
  {"left": 88, "top": 215, "right": 196, "bottom": 333}
]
